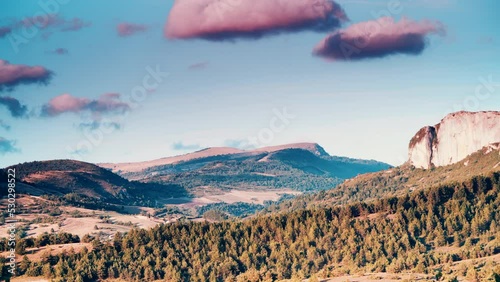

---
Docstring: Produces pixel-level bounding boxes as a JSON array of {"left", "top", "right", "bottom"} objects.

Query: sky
[{"left": 0, "top": 0, "right": 499, "bottom": 167}]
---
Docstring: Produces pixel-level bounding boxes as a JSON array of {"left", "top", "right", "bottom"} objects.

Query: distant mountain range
[
  {"left": 0, "top": 143, "right": 390, "bottom": 208},
  {"left": 99, "top": 142, "right": 391, "bottom": 194}
]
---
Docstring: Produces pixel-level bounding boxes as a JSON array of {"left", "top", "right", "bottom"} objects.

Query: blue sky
[{"left": 0, "top": 0, "right": 499, "bottom": 167}]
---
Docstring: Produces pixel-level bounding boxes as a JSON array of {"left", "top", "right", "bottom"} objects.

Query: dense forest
[{"left": 2, "top": 172, "right": 499, "bottom": 281}]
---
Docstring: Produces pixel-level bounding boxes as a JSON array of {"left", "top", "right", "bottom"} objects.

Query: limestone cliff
[{"left": 408, "top": 111, "right": 500, "bottom": 169}]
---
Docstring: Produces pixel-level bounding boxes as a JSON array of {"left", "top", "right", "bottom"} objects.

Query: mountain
[
  {"left": 99, "top": 142, "right": 330, "bottom": 175},
  {"left": 409, "top": 111, "right": 500, "bottom": 169},
  {"left": 99, "top": 147, "right": 246, "bottom": 174},
  {"left": 99, "top": 143, "right": 391, "bottom": 193},
  {"left": 0, "top": 160, "right": 187, "bottom": 208}
]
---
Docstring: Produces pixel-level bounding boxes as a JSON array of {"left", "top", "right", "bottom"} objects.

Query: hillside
[
  {"left": 8, "top": 171, "right": 500, "bottom": 281},
  {"left": 0, "top": 160, "right": 187, "bottom": 208},
  {"left": 267, "top": 143, "right": 500, "bottom": 213}
]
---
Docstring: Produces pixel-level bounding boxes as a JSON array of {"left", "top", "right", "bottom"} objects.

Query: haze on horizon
[{"left": 0, "top": 0, "right": 499, "bottom": 167}]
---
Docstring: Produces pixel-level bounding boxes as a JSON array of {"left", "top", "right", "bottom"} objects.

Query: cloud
[
  {"left": 0, "top": 27, "right": 11, "bottom": 38},
  {"left": 224, "top": 139, "right": 255, "bottom": 149},
  {"left": 117, "top": 22, "right": 148, "bottom": 37},
  {"left": 0, "top": 60, "right": 53, "bottom": 91},
  {"left": 78, "top": 120, "right": 121, "bottom": 131},
  {"left": 41, "top": 93, "right": 130, "bottom": 117},
  {"left": 15, "top": 14, "right": 63, "bottom": 29},
  {"left": 16, "top": 14, "right": 91, "bottom": 32},
  {"left": 47, "top": 48, "right": 69, "bottom": 55},
  {"left": 165, "top": 0, "right": 347, "bottom": 40},
  {"left": 0, "top": 14, "right": 91, "bottom": 40},
  {"left": 0, "top": 137, "right": 19, "bottom": 155},
  {"left": 0, "top": 120, "right": 10, "bottom": 131},
  {"left": 188, "top": 61, "right": 209, "bottom": 70},
  {"left": 172, "top": 142, "right": 201, "bottom": 151},
  {"left": 313, "top": 17, "right": 445, "bottom": 61},
  {"left": 0, "top": 96, "right": 28, "bottom": 118},
  {"left": 60, "top": 18, "right": 91, "bottom": 32}
]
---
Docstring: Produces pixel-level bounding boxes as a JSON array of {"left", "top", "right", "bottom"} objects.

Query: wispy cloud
[
  {"left": 78, "top": 120, "right": 121, "bottom": 131},
  {"left": 172, "top": 141, "right": 201, "bottom": 151},
  {"left": 165, "top": 0, "right": 347, "bottom": 40},
  {"left": 0, "top": 96, "right": 28, "bottom": 118},
  {"left": 116, "top": 22, "right": 148, "bottom": 37},
  {"left": 0, "top": 120, "right": 10, "bottom": 131},
  {"left": 0, "top": 14, "right": 91, "bottom": 41},
  {"left": 313, "top": 17, "right": 445, "bottom": 61},
  {"left": 188, "top": 61, "right": 209, "bottom": 70},
  {"left": 0, "top": 60, "right": 53, "bottom": 91},
  {"left": 0, "top": 137, "right": 19, "bottom": 155},
  {"left": 224, "top": 139, "right": 254, "bottom": 149},
  {"left": 478, "top": 36, "right": 494, "bottom": 45},
  {"left": 46, "top": 48, "right": 69, "bottom": 55}
]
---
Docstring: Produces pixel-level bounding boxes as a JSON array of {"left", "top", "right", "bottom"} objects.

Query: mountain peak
[
  {"left": 253, "top": 142, "right": 329, "bottom": 157},
  {"left": 408, "top": 111, "right": 500, "bottom": 169}
]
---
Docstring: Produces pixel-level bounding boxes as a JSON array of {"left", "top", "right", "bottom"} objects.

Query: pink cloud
[
  {"left": 313, "top": 17, "right": 445, "bottom": 61},
  {"left": 117, "top": 22, "right": 148, "bottom": 37},
  {"left": 42, "top": 93, "right": 130, "bottom": 117},
  {"left": 42, "top": 93, "right": 90, "bottom": 116},
  {"left": 0, "top": 60, "right": 53, "bottom": 91},
  {"left": 165, "top": 0, "right": 347, "bottom": 40}
]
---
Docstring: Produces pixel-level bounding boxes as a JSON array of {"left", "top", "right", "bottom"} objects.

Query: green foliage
[{"left": 6, "top": 172, "right": 499, "bottom": 281}]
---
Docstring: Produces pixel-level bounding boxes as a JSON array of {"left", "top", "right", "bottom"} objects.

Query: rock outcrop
[{"left": 408, "top": 111, "right": 500, "bottom": 169}]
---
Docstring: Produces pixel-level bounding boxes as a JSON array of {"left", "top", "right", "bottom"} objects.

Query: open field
[
  {"left": 0, "top": 196, "right": 164, "bottom": 240},
  {"left": 198, "top": 189, "right": 301, "bottom": 205}
]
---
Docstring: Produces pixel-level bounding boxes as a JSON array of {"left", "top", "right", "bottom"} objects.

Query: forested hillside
[
  {"left": 5, "top": 172, "right": 500, "bottom": 281},
  {"left": 266, "top": 145, "right": 500, "bottom": 213}
]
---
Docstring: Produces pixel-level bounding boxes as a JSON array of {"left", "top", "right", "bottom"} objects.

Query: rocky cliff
[{"left": 408, "top": 111, "right": 500, "bottom": 169}]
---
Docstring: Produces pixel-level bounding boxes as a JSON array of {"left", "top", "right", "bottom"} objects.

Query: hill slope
[
  {"left": 1, "top": 160, "right": 187, "bottom": 207},
  {"left": 267, "top": 144, "right": 500, "bottom": 212},
  {"left": 11, "top": 171, "right": 500, "bottom": 281}
]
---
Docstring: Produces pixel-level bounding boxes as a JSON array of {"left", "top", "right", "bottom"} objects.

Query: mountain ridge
[{"left": 99, "top": 142, "right": 333, "bottom": 174}]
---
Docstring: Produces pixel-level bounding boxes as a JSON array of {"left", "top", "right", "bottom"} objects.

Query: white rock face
[{"left": 408, "top": 111, "right": 500, "bottom": 169}]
